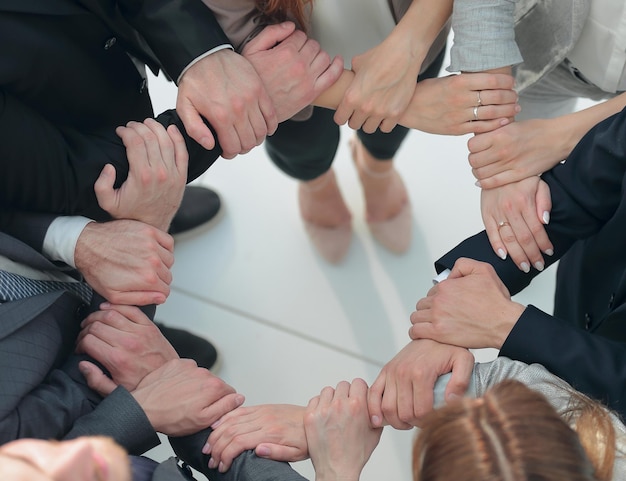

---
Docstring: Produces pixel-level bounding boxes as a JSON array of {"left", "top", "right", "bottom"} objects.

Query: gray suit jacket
[{"left": 0, "top": 231, "right": 159, "bottom": 453}]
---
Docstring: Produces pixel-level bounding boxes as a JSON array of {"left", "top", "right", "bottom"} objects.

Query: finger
[
  {"left": 484, "top": 216, "right": 509, "bottom": 261},
  {"left": 361, "top": 116, "right": 384, "bottom": 134},
  {"left": 467, "top": 131, "right": 496, "bottom": 157},
  {"left": 243, "top": 22, "right": 297, "bottom": 55},
  {"left": 255, "top": 444, "right": 305, "bottom": 462},
  {"left": 99, "top": 304, "right": 153, "bottom": 326},
  {"left": 93, "top": 164, "right": 118, "bottom": 213},
  {"left": 143, "top": 118, "right": 175, "bottom": 171},
  {"left": 79, "top": 361, "right": 117, "bottom": 397},
  {"left": 334, "top": 380, "right": 350, "bottom": 399},
  {"left": 367, "top": 375, "right": 385, "bottom": 428},
  {"left": 470, "top": 88, "right": 518, "bottom": 107},
  {"left": 472, "top": 103, "right": 519, "bottom": 122},
  {"left": 154, "top": 229, "right": 175, "bottom": 255},
  {"left": 466, "top": 117, "right": 513, "bottom": 136},
  {"left": 464, "top": 72, "right": 516, "bottom": 91},
  {"left": 334, "top": 98, "right": 353, "bottom": 126},
  {"left": 165, "top": 124, "right": 190, "bottom": 177},
  {"left": 349, "top": 378, "right": 369, "bottom": 401},
  {"left": 101, "top": 289, "right": 168, "bottom": 307},
  {"left": 498, "top": 221, "right": 531, "bottom": 273},
  {"left": 283, "top": 29, "right": 308, "bottom": 52},
  {"left": 410, "top": 377, "right": 434, "bottom": 427},
  {"left": 124, "top": 120, "right": 158, "bottom": 170},
  {"left": 473, "top": 170, "right": 527, "bottom": 190},
  {"left": 444, "top": 353, "right": 474, "bottom": 404},
  {"left": 536, "top": 179, "right": 553, "bottom": 229},
  {"left": 176, "top": 98, "right": 217, "bottom": 151},
  {"left": 217, "top": 122, "right": 243, "bottom": 160},
  {"left": 318, "top": 385, "right": 336, "bottom": 407},
  {"left": 347, "top": 110, "right": 369, "bottom": 131},
  {"left": 311, "top": 59, "right": 345, "bottom": 110},
  {"left": 298, "top": 36, "right": 322, "bottom": 65},
  {"left": 379, "top": 117, "right": 399, "bottom": 134},
  {"left": 388, "top": 376, "right": 413, "bottom": 430},
  {"left": 200, "top": 393, "right": 246, "bottom": 428},
  {"left": 308, "top": 48, "right": 332, "bottom": 77},
  {"left": 209, "top": 429, "right": 262, "bottom": 471}
]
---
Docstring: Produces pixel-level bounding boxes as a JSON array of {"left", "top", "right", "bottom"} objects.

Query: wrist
[{"left": 494, "top": 303, "right": 526, "bottom": 348}]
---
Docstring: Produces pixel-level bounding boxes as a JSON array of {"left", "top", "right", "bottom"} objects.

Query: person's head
[
  {"left": 0, "top": 436, "right": 131, "bottom": 481},
  {"left": 412, "top": 380, "right": 615, "bottom": 481},
  {"left": 254, "top": 0, "right": 312, "bottom": 31}
]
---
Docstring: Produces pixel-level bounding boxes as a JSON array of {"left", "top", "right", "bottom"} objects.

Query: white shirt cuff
[
  {"left": 177, "top": 44, "right": 234, "bottom": 84},
  {"left": 43, "top": 216, "right": 95, "bottom": 268}
]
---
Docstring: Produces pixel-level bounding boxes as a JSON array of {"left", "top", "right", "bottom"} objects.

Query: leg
[{"left": 265, "top": 108, "right": 352, "bottom": 263}]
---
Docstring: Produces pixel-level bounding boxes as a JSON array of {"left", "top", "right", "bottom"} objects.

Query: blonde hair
[
  {"left": 254, "top": 0, "right": 312, "bottom": 31},
  {"left": 412, "top": 380, "right": 615, "bottom": 481}
]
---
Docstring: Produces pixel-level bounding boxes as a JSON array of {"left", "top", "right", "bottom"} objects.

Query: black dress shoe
[
  {"left": 169, "top": 186, "right": 222, "bottom": 237},
  {"left": 155, "top": 322, "right": 220, "bottom": 372}
]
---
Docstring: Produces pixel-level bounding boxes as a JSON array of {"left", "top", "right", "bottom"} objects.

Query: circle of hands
[{"left": 69, "top": 18, "right": 571, "bottom": 479}]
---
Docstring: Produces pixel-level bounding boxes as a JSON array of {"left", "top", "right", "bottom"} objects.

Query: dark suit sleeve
[
  {"left": 169, "top": 430, "right": 309, "bottom": 481},
  {"left": 0, "top": 90, "right": 220, "bottom": 222},
  {"left": 434, "top": 109, "right": 626, "bottom": 412},
  {"left": 117, "top": 0, "right": 232, "bottom": 81}
]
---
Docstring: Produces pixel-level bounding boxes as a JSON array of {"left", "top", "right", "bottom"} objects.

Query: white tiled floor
[{"left": 144, "top": 73, "right": 558, "bottom": 480}]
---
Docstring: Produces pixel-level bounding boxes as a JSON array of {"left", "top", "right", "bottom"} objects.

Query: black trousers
[{"left": 265, "top": 46, "right": 446, "bottom": 180}]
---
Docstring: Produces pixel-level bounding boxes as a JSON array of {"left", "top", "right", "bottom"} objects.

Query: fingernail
[
  {"left": 200, "top": 137, "right": 212, "bottom": 150},
  {"left": 211, "top": 419, "right": 221, "bottom": 429},
  {"left": 542, "top": 211, "right": 550, "bottom": 224},
  {"left": 371, "top": 415, "right": 381, "bottom": 426},
  {"left": 208, "top": 458, "right": 216, "bottom": 469},
  {"left": 256, "top": 446, "right": 271, "bottom": 457},
  {"left": 520, "top": 262, "right": 530, "bottom": 273},
  {"left": 235, "top": 395, "right": 245, "bottom": 406},
  {"left": 534, "top": 261, "right": 544, "bottom": 272},
  {"left": 474, "top": 180, "right": 482, "bottom": 188},
  {"left": 515, "top": 105, "right": 522, "bottom": 112},
  {"left": 202, "top": 443, "right": 211, "bottom": 455},
  {"left": 497, "top": 249, "right": 507, "bottom": 260},
  {"left": 545, "top": 248, "right": 554, "bottom": 256},
  {"left": 218, "top": 462, "right": 225, "bottom": 473},
  {"left": 79, "top": 364, "right": 90, "bottom": 376}
]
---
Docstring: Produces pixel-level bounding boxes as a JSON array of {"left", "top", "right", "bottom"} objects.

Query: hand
[
  {"left": 132, "top": 359, "right": 243, "bottom": 436},
  {"left": 305, "top": 379, "right": 382, "bottom": 481},
  {"left": 204, "top": 404, "right": 307, "bottom": 473},
  {"left": 402, "top": 72, "right": 520, "bottom": 135},
  {"left": 469, "top": 118, "right": 567, "bottom": 188},
  {"left": 75, "top": 303, "right": 178, "bottom": 391},
  {"left": 410, "top": 258, "right": 525, "bottom": 349},
  {"left": 335, "top": 37, "right": 419, "bottom": 133},
  {"left": 242, "top": 22, "right": 344, "bottom": 123},
  {"left": 368, "top": 340, "right": 474, "bottom": 429},
  {"left": 94, "top": 119, "right": 188, "bottom": 231},
  {"left": 481, "top": 177, "right": 553, "bottom": 272},
  {"left": 177, "top": 48, "right": 277, "bottom": 159},
  {"left": 74, "top": 220, "right": 174, "bottom": 305}
]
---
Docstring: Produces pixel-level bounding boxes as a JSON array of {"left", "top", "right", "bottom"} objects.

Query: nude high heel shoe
[
  {"left": 351, "top": 137, "right": 412, "bottom": 254},
  {"left": 299, "top": 170, "right": 352, "bottom": 264}
]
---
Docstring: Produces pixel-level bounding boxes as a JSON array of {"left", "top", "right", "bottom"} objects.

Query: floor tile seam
[{"left": 170, "top": 285, "right": 385, "bottom": 367}]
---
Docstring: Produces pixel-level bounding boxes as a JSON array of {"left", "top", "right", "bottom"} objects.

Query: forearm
[
  {"left": 449, "top": 0, "right": 522, "bottom": 72},
  {"left": 545, "top": 93, "right": 626, "bottom": 167}
]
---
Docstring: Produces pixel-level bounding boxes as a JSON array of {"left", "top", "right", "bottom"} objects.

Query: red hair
[{"left": 254, "top": 0, "right": 312, "bottom": 31}]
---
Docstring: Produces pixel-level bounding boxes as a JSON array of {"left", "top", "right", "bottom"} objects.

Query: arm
[{"left": 333, "top": 0, "right": 453, "bottom": 133}]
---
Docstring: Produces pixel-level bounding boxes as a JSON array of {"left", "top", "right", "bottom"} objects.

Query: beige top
[{"left": 202, "top": 0, "right": 447, "bottom": 72}]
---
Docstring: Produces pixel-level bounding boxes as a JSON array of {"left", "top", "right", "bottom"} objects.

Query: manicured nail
[
  {"left": 534, "top": 261, "right": 544, "bottom": 272},
  {"left": 208, "top": 458, "right": 216, "bottom": 469},
  {"left": 219, "top": 462, "right": 225, "bottom": 473},
  {"left": 202, "top": 443, "right": 211, "bottom": 455},
  {"left": 545, "top": 248, "right": 554, "bottom": 256},
  {"left": 371, "top": 415, "right": 381, "bottom": 427},
  {"left": 542, "top": 211, "right": 550, "bottom": 224},
  {"left": 474, "top": 180, "right": 482, "bottom": 188},
  {"left": 520, "top": 262, "right": 530, "bottom": 273},
  {"left": 497, "top": 249, "right": 507, "bottom": 260}
]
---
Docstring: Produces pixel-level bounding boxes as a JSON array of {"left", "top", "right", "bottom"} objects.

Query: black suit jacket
[
  {"left": 436, "top": 108, "right": 626, "bottom": 416},
  {"left": 0, "top": 0, "right": 223, "bottom": 225}
]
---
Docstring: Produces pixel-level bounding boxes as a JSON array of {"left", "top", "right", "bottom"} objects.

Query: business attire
[
  {"left": 435, "top": 107, "right": 626, "bottom": 418},
  {"left": 0, "top": 0, "right": 224, "bottom": 222},
  {"left": 0, "top": 228, "right": 307, "bottom": 480}
]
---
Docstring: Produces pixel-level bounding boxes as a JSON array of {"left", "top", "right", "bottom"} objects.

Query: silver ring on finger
[
  {"left": 473, "top": 106, "right": 479, "bottom": 121},
  {"left": 477, "top": 90, "right": 482, "bottom": 106},
  {"left": 498, "top": 221, "right": 510, "bottom": 230}
]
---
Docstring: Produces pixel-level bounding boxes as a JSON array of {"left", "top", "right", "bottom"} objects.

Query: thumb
[
  {"left": 448, "top": 257, "right": 476, "bottom": 280},
  {"left": 79, "top": 361, "right": 118, "bottom": 397},
  {"left": 94, "top": 163, "right": 118, "bottom": 213},
  {"left": 243, "top": 22, "right": 296, "bottom": 55},
  {"left": 255, "top": 444, "right": 306, "bottom": 462}
]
